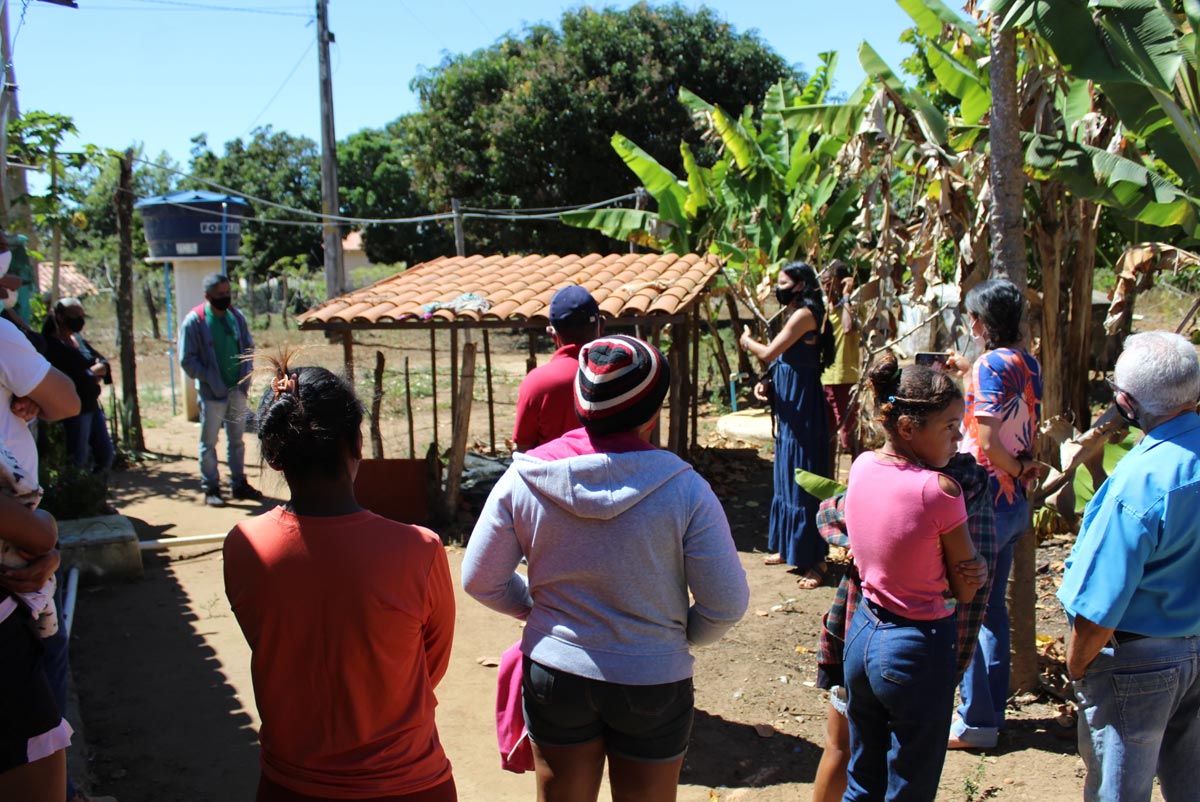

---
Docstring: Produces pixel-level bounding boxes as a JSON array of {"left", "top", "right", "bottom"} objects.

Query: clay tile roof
[
  {"left": 36, "top": 262, "right": 98, "bottom": 299},
  {"left": 297, "top": 253, "right": 722, "bottom": 328}
]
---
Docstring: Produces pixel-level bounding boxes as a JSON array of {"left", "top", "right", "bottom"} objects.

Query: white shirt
[{"left": 0, "top": 317, "right": 50, "bottom": 476}]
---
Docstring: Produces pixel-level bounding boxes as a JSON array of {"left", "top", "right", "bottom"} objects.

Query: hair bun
[{"left": 867, "top": 351, "right": 901, "bottom": 395}]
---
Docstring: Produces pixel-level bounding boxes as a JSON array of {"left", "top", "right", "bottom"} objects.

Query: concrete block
[
  {"left": 716, "top": 408, "right": 774, "bottom": 444},
  {"left": 58, "top": 514, "right": 143, "bottom": 581}
]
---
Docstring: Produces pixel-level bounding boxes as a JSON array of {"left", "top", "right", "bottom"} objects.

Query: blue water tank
[{"left": 135, "top": 191, "right": 252, "bottom": 259}]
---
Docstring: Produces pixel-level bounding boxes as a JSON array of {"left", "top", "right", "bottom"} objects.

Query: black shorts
[
  {"left": 521, "top": 656, "right": 694, "bottom": 762},
  {"left": 0, "top": 606, "right": 64, "bottom": 773}
]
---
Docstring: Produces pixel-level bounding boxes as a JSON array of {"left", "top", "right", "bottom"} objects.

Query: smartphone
[{"left": 914, "top": 351, "right": 950, "bottom": 368}]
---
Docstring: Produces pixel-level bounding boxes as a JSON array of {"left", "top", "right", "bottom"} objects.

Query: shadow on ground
[
  {"left": 682, "top": 708, "right": 820, "bottom": 789},
  {"left": 72, "top": 549, "right": 260, "bottom": 802}
]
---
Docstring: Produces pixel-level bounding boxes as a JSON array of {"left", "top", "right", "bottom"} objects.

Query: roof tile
[{"left": 298, "top": 253, "right": 721, "bottom": 328}]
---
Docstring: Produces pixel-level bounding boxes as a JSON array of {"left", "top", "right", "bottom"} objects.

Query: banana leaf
[
  {"left": 795, "top": 469, "right": 847, "bottom": 500},
  {"left": 924, "top": 40, "right": 990, "bottom": 125},
  {"left": 897, "top": 0, "right": 985, "bottom": 47}
]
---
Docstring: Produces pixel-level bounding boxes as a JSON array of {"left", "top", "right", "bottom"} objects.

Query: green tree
[
  {"left": 187, "top": 126, "right": 323, "bottom": 281},
  {"left": 407, "top": 2, "right": 798, "bottom": 254},
  {"left": 337, "top": 120, "right": 452, "bottom": 265}
]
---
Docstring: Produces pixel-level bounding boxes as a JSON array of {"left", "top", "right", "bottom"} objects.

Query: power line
[
  {"left": 132, "top": 157, "right": 641, "bottom": 226},
  {"left": 109, "top": 0, "right": 311, "bottom": 17},
  {"left": 243, "top": 37, "right": 315, "bottom": 136}
]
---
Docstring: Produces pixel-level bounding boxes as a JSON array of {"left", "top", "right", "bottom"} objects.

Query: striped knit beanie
[{"left": 575, "top": 335, "right": 670, "bottom": 435}]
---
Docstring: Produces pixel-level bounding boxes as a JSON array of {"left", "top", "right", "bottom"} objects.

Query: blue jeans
[
  {"left": 953, "top": 496, "right": 1028, "bottom": 747},
  {"left": 199, "top": 389, "right": 248, "bottom": 491},
  {"left": 62, "top": 408, "right": 115, "bottom": 473},
  {"left": 1074, "top": 635, "right": 1200, "bottom": 802},
  {"left": 844, "top": 601, "right": 958, "bottom": 802}
]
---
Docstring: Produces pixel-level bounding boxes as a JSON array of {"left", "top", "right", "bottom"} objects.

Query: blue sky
[{"left": 13, "top": 0, "right": 917, "bottom": 168}]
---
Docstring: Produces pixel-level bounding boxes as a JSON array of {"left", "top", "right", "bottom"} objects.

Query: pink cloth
[
  {"left": 844, "top": 452, "right": 968, "bottom": 620},
  {"left": 496, "top": 642, "right": 534, "bottom": 773},
  {"left": 526, "top": 427, "right": 657, "bottom": 461}
]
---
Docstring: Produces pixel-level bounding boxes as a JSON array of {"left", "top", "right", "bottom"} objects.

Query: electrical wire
[
  {"left": 459, "top": 193, "right": 638, "bottom": 214},
  {"left": 243, "top": 37, "right": 315, "bottom": 136},
  {"left": 132, "top": 158, "right": 641, "bottom": 226},
  {"left": 106, "top": 0, "right": 310, "bottom": 17}
]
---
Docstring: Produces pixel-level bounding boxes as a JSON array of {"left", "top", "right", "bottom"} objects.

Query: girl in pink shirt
[{"left": 842, "top": 352, "right": 986, "bottom": 802}]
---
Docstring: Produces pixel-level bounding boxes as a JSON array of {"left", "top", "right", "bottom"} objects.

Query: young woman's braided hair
[
  {"left": 257, "top": 353, "right": 363, "bottom": 479},
  {"left": 867, "top": 351, "right": 963, "bottom": 437}
]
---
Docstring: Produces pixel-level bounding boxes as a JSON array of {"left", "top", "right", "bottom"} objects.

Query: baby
[{"left": 0, "top": 442, "right": 58, "bottom": 636}]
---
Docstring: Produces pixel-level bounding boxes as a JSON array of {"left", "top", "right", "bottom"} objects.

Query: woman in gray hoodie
[{"left": 464, "top": 335, "right": 749, "bottom": 802}]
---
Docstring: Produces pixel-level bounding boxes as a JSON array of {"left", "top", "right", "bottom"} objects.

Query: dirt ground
[{"left": 60, "top": 319, "right": 1144, "bottom": 802}]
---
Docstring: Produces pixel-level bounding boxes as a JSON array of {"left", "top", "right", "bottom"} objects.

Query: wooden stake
[
  {"left": 690, "top": 304, "right": 700, "bottom": 451},
  {"left": 342, "top": 332, "right": 354, "bottom": 383},
  {"left": 483, "top": 330, "right": 496, "bottom": 455},
  {"left": 443, "top": 341, "right": 477, "bottom": 527},
  {"left": 405, "top": 356, "right": 415, "bottom": 459},
  {"left": 370, "top": 350, "right": 385, "bottom": 459},
  {"left": 430, "top": 328, "right": 439, "bottom": 449}
]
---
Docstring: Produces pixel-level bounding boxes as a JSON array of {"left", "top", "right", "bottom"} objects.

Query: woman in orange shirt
[{"left": 224, "top": 361, "right": 456, "bottom": 802}]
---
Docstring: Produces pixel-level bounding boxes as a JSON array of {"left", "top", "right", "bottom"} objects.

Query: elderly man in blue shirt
[{"left": 1058, "top": 330, "right": 1200, "bottom": 802}]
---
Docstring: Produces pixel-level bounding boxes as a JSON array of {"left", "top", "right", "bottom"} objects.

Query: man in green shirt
[{"left": 179, "top": 273, "right": 262, "bottom": 506}]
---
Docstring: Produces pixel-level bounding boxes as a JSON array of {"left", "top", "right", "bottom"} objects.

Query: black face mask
[
  {"left": 209, "top": 296, "right": 232, "bottom": 312},
  {"left": 63, "top": 316, "right": 85, "bottom": 333},
  {"left": 775, "top": 286, "right": 796, "bottom": 306}
]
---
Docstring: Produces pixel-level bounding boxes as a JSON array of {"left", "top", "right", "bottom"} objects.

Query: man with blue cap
[{"left": 512, "top": 285, "right": 603, "bottom": 451}]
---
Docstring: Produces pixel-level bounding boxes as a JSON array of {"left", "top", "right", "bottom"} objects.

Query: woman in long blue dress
[{"left": 740, "top": 262, "right": 831, "bottom": 587}]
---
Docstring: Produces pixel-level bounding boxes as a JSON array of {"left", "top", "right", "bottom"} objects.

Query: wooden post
[
  {"left": 405, "top": 356, "right": 415, "bottom": 459},
  {"left": 429, "top": 328, "right": 439, "bottom": 449},
  {"left": 649, "top": 325, "right": 662, "bottom": 448},
  {"left": 450, "top": 328, "right": 459, "bottom": 429},
  {"left": 443, "top": 341, "right": 477, "bottom": 526},
  {"left": 370, "top": 350, "right": 385, "bottom": 459},
  {"left": 114, "top": 149, "right": 145, "bottom": 451},
  {"left": 342, "top": 331, "right": 354, "bottom": 384},
  {"left": 668, "top": 320, "right": 689, "bottom": 455},
  {"left": 690, "top": 305, "right": 700, "bottom": 451},
  {"left": 526, "top": 330, "right": 538, "bottom": 373},
  {"left": 483, "top": 330, "right": 497, "bottom": 455}
]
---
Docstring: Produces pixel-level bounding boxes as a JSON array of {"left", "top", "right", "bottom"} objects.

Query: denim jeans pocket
[
  {"left": 1113, "top": 666, "right": 1179, "bottom": 745},
  {"left": 879, "top": 626, "right": 933, "bottom": 687},
  {"left": 524, "top": 659, "right": 557, "bottom": 706}
]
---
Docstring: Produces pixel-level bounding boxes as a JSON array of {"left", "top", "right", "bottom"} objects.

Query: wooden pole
[
  {"left": 341, "top": 331, "right": 354, "bottom": 383},
  {"left": 450, "top": 328, "right": 459, "bottom": 428},
  {"left": 690, "top": 304, "right": 700, "bottom": 451},
  {"left": 526, "top": 330, "right": 538, "bottom": 373},
  {"left": 483, "top": 330, "right": 496, "bottom": 455},
  {"left": 370, "top": 350, "right": 385, "bottom": 459},
  {"left": 430, "top": 328, "right": 439, "bottom": 449},
  {"left": 452, "top": 198, "right": 466, "bottom": 258},
  {"left": 115, "top": 148, "right": 145, "bottom": 452},
  {"left": 405, "top": 356, "right": 415, "bottom": 459},
  {"left": 668, "top": 321, "right": 687, "bottom": 455},
  {"left": 316, "top": 0, "right": 345, "bottom": 299},
  {"left": 443, "top": 341, "right": 477, "bottom": 526}
]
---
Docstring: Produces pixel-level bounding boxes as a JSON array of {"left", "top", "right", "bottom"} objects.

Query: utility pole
[
  {"left": 0, "top": 1, "right": 30, "bottom": 236},
  {"left": 316, "top": 0, "right": 343, "bottom": 299}
]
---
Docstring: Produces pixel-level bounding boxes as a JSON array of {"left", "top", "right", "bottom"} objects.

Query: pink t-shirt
[{"left": 844, "top": 452, "right": 969, "bottom": 620}]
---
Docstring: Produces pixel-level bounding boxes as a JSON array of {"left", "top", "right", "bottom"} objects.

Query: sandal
[
  {"left": 797, "top": 562, "right": 828, "bottom": 590},
  {"left": 763, "top": 553, "right": 785, "bottom": 565}
]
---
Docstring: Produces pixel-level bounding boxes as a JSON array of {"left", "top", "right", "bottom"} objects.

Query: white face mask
[{"left": 0, "top": 250, "right": 13, "bottom": 309}]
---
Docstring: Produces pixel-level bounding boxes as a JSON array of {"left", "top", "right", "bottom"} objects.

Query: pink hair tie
[{"left": 271, "top": 373, "right": 298, "bottom": 401}]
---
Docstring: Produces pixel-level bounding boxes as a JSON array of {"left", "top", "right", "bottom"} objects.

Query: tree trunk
[
  {"left": 989, "top": 23, "right": 1039, "bottom": 695},
  {"left": 141, "top": 280, "right": 161, "bottom": 340},
  {"left": 1066, "top": 201, "right": 1099, "bottom": 428},
  {"left": 701, "top": 298, "right": 733, "bottom": 404},
  {"left": 723, "top": 291, "right": 755, "bottom": 379},
  {"left": 989, "top": 27, "right": 1027, "bottom": 290},
  {"left": 115, "top": 149, "right": 145, "bottom": 452}
]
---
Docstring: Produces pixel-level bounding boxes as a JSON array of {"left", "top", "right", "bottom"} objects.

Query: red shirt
[
  {"left": 223, "top": 507, "right": 455, "bottom": 798},
  {"left": 512, "top": 343, "right": 582, "bottom": 449}
]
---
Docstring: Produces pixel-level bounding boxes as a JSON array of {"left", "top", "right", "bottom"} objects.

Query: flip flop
[
  {"left": 763, "top": 553, "right": 785, "bottom": 565},
  {"left": 797, "top": 562, "right": 828, "bottom": 590}
]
